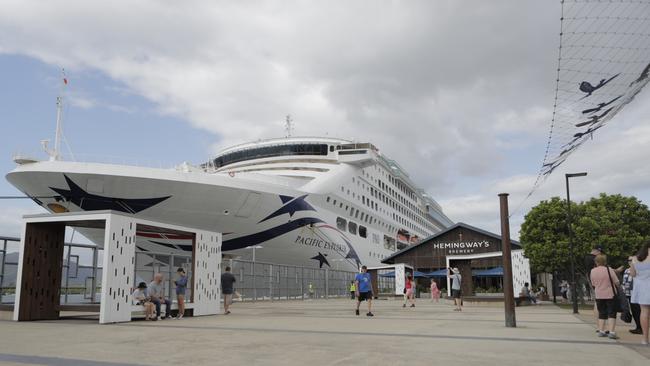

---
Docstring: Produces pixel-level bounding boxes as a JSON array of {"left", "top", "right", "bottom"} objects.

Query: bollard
[{"left": 499, "top": 193, "right": 517, "bottom": 328}]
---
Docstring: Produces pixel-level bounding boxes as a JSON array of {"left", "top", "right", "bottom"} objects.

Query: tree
[
  {"left": 519, "top": 197, "right": 580, "bottom": 274},
  {"left": 520, "top": 193, "right": 650, "bottom": 276},
  {"left": 575, "top": 193, "right": 650, "bottom": 271}
]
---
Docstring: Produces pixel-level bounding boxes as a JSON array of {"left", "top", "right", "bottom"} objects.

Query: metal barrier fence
[
  {"left": 0, "top": 235, "right": 356, "bottom": 304},
  {"left": 226, "top": 259, "right": 356, "bottom": 301}
]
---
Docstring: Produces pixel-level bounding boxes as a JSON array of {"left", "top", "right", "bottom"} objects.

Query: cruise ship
[{"left": 6, "top": 136, "right": 453, "bottom": 272}]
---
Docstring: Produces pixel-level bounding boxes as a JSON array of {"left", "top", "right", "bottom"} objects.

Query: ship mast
[
  {"left": 47, "top": 69, "right": 67, "bottom": 161},
  {"left": 284, "top": 114, "right": 293, "bottom": 138}
]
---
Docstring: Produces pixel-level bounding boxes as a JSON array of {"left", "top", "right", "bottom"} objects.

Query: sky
[{"left": 1, "top": 0, "right": 649, "bottom": 243}]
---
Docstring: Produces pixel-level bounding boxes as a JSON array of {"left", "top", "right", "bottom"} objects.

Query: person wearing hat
[
  {"left": 133, "top": 282, "right": 156, "bottom": 321},
  {"left": 448, "top": 267, "right": 462, "bottom": 311},
  {"left": 174, "top": 267, "right": 188, "bottom": 319}
]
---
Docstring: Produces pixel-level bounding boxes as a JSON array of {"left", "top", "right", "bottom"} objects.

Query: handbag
[{"left": 606, "top": 267, "right": 631, "bottom": 323}]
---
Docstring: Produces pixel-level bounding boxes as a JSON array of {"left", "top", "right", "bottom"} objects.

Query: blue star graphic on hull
[
  {"left": 259, "top": 194, "right": 316, "bottom": 223},
  {"left": 49, "top": 174, "right": 171, "bottom": 214},
  {"left": 310, "top": 252, "right": 330, "bottom": 268}
]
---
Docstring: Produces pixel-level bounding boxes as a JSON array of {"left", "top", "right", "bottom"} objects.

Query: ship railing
[{"left": 10, "top": 151, "right": 198, "bottom": 170}]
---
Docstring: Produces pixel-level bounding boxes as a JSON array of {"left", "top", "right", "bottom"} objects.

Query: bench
[
  {"left": 131, "top": 301, "right": 195, "bottom": 318},
  {"left": 515, "top": 296, "right": 532, "bottom": 306}
]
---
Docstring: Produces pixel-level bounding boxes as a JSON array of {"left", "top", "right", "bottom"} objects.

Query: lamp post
[{"left": 566, "top": 172, "right": 587, "bottom": 314}]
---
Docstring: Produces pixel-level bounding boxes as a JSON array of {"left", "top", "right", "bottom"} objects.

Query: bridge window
[
  {"left": 348, "top": 221, "right": 357, "bottom": 235},
  {"left": 210, "top": 143, "right": 328, "bottom": 168},
  {"left": 359, "top": 226, "right": 367, "bottom": 238},
  {"left": 336, "top": 217, "right": 347, "bottom": 231}
]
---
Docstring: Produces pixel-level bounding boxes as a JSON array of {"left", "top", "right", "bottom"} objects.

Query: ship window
[
  {"left": 348, "top": 221, "right": 357, "bottom": 235},
  {"left": 333, "top": 199, "right": 337, "bottom": 205},
  {"left": 359, "top": 226, "right": 367, "bottom": 238},
  {"left": 329, "top": 145, "right": 334, "bottom": 152},
  {"left": 360, "top": 212, "right": 365, "bottom": 221},
  {"left": 211, "top": 143, "right": 328, "bottom": 168},
  {"left": 336, "top": 217, "right": 347, "bottom": 231},
  {"left": 326, "top": 197, "right": 331, "bottom": 203}
]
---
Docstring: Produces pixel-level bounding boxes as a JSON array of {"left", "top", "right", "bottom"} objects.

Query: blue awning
[
  {"left": 472, "top": 267, "right": 503, "bottom": 277},
  {"left": 426, "top": 269, "right": 449, "bottom": 277},
  {"left": 378, "top": 270, "right": 429, "bottom": 278}
]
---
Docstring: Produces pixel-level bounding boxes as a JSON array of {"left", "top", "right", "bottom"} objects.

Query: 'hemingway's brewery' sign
[{"left": 431, "top": 240, "right": 492, "bottom": 255}]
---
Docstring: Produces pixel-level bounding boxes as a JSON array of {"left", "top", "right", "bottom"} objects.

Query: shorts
[
  {"left": 596, "top": 298, "right": 617, "bottom": 319},
  {"left": 357, "top": 291, "right": 372, "bottom": 302},
  {"left": 176, "top": 288, "right": 186, "bottom": 296},
  {"left": 452, "top": 289, "right": 462, "bottom": 299},
  {"left": 224, "top": 294, "right": 233, "bottom": 305}
]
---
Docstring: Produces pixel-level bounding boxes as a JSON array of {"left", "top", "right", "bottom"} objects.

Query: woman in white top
[{"left": 630, "top": 243, "right": 650, "bottom": 346}]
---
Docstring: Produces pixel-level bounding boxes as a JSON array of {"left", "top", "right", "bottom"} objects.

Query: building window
[{"left": 348, "top": 221, "right": 357, "bottom": 235}]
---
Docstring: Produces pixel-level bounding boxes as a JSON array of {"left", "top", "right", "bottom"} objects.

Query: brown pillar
[
  {"left": 369, "top": 270, "right": 379, "bottom": 297},
  {"left": 17, "top": 222, "right": 66, "bottom": 321},
  {"left": 499, "top": 193, "right": 516, "bottom": 327}
]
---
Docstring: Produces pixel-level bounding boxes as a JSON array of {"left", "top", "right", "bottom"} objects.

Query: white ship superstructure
[{"left": 6, "top": 137, "right": 453, "bottom": 271}]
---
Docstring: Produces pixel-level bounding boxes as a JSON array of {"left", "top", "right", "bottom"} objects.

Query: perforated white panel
[
  {"left": 192, "top": 231, "right": 222, "bottom": 316},
  {"left": 511, "top": 250, "right": 531, "bottom": 296},
  {"left": 99, "top": 215, "right": 136, "bottom": 324}
]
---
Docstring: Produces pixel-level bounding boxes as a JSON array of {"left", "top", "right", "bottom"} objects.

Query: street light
[
  {"left": 245, "top": 245, "right": 264, "bottom": 262},
  {"left": 566, "top": 172, "right": 587, "bottom": 314}
]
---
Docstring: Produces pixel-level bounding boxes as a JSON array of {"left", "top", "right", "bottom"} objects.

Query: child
[
  {"left": 174, "top": 267, "right": 188, "bottom": 319},
  {"left": 133, "top": 282, "right": 156, "bottom": 321},
  {"left": 430, "top": 279, "right": 440, "bottom": 303}
]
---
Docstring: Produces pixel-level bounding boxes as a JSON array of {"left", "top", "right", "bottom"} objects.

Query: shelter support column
[
  {"left": 193, "top": 230, "right": 222, "bottom": 316},
  {"left": 99, "top": 215, "right": 136, "bottom": 324},
  {"left": 14, "top": 222, "right": 65, "bottom": 321}
]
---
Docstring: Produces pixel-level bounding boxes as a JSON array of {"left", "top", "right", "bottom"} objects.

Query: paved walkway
[{"left": 0, "top": 299, "right": 648, "bottom": 365}]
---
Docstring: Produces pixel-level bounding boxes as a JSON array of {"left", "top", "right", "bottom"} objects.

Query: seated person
[
  {"left": 133, "top": 282, "right": 156, "bottom": 321},
  {"left": 149, "top": 273, "right": 172, "bottom": 320},
  {"left": 522, "top": 282, "right": 537, "bottom": 304}
]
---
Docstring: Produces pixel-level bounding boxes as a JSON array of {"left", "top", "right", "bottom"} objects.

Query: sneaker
[
  {"left": 629, "top": 328, "right": 643, "bottom": 335},
  {"left": 225, "top": 311, "right": 231, "bottom": 315},
  {"left": 355, "top": 309, "right": 359, "bottom": 316},
  {"left": 402, "top": 304, "right": 406, "bottom": 308},
  {"left": 151, "top": 317, "right": 158, "bottom": 321},
  {"left": 597, "top": 331, "right": 608, "bottom": 337},
  {"left": 366, "top": 312, "right": 374, "bottom": 317},
  {"left": 410, "top": 304, "right": 415, "bottom": 308},
  {"left": 607, "top": 332, "right": 619, "bottom": 340}
]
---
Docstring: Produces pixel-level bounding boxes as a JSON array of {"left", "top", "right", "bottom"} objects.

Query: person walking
[
  {"left": 349, "top": 281, "right": 356, "bottom": 300},
  {"left": 630, "top": 243, "right": 650, "bottom": 346},
  {"left": 354, "top": 265, "right": 374, "bottom": 317},
  {"left": 221, "top": 266, "right": 236, "bottom": 315},
  {"left": 448, "top": 267, "right": 462, "bottom": 311},
  {"left": 589, "top": 254, "right": 620, "bottom": 339},
  {"left": 402, "top": 273, "right": 415, "bottom": 308},
  {"left": 623, "top": 257, "right": 642, "bottom": 334},
  {"left": 148, "top": 273, "right": 171, "bottom": 320},
  {"left": 430, "top": 279, "right": 440, "bottom": 303},
  {"left": 174, "top": 267, "right": 188, "bottom": 319},
  {"left": 308, "top": 282, "right": 315, "bottom": 299}
]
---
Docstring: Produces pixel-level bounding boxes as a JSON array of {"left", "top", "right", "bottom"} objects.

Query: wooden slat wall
[{"left": 17, "top": 223, "right": 65, "bottom": 321}]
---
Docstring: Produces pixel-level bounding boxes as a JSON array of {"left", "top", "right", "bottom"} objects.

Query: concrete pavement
[{"left": 0, "top": 298, "right": 648, "bottom": 365}]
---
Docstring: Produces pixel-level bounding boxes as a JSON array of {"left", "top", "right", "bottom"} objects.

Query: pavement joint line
[
  {"left": 117, "top": 322, "right": 630, "bottom": 346},
  {"left": 0, "top": 353, "right": 144, "bottom": 366}
]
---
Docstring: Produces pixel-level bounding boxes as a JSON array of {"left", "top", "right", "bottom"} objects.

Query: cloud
[{"left": 1, "top": 0, "right": 649, "bottom": 241}]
